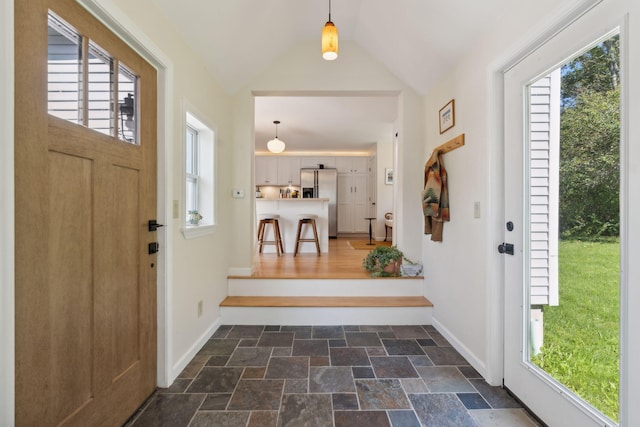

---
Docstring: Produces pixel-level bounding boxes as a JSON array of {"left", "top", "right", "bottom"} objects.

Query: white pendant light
[
  {"left": 322, "top": 0, "right": 338, "bottom": 60},
  {"left": 267, "top": 120, "right": 285, "bottom": 153}
]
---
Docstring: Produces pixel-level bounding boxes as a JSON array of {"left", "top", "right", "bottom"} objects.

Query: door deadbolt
[
  {"left": 498, "top": 243, "right": 514, "bottom": 255},
  {"left": 148, "top": 242, "right": 160, "bottom": 255}
]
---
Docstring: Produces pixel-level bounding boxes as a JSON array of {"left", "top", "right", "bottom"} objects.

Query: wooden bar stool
[
  {"left": 257, "top": 214, "right": 284, "bottom": 256},
  {"left": 294, "top": 214, "right": 320, "bottom": 256}
]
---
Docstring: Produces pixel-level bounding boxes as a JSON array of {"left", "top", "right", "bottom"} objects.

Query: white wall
[
  {"left": 376, "top": 142, "right": 394, "bottom": 240},
  {"left": 422, "top": 0, "right": 587, "bottom": 380},
  {"left": 423, "top": 66, "right": 488, "bottom": 372},
  {"left": 395, "top": 92, "right": 427, "bottom": 262},
  {"left": 424, "top": 2, "right": 640, "bottom": 425},
  {"left": 229, "top": 41, "right": 425, "bottom": 270}
]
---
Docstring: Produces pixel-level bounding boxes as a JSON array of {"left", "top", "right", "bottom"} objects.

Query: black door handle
[
  {"left": 148, "top": 219, "right": 164, "bottom": 232},
  {"left": 498, "top": 243, "right": 514, "bottom": 255}
]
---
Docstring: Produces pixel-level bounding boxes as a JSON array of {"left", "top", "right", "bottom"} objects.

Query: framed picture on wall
[
  {"left": 385, "top": 168, "right": 393, "bottom": 185},
  {"left": 439, "top": 99, "right": 455, "bottom": 134}
]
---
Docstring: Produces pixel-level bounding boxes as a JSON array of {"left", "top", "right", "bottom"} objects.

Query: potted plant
[
  {"left": 188, "top": 210, "right": 203, "bottom": 225},
  {"left": 362, "top": 245, "right": 404, "bottom": 277}
]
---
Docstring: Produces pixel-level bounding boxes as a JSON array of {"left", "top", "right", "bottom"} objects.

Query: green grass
[{"left": 532, "top": 240, "right": 619, "bottom": 421}]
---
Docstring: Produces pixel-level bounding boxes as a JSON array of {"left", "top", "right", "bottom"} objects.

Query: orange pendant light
[{"left": 322, "top": 0, "right": 338, "bottom": 60}]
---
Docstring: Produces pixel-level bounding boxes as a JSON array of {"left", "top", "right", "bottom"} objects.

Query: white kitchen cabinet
[
  {"left": 335, "top": 156, "right": 369, "bottom": 174},
  {"left": 277, "top": 157, "right": 301, "bottom": 186},
  {"left": 255, "top": 156, "right": 278, "bottom": 185},
  {"left": 337, "top": 173, "right": 369, "bottom": 233},
  {"left": 300, "top": 157, "right": 336, "bottom": 169}
]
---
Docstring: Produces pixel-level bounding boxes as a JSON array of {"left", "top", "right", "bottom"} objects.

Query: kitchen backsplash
[{"left": 257, "top": 185, "right": 301, "bottom": 199}]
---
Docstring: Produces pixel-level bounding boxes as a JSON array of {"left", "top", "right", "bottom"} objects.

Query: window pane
[
  {"left": 88, "top": 41, "right": 114, "bottom": 136},
  {"left": 117, "top": 63, "right": 138, "bottom": 144},
  {"left": 528, "top": 35, "right": 620, "bottom": 422},
  {"left": 186, "top": 177, "right": 198, "bottom": 214},
  {"left": 185, "top": 125, "right": 200, "bottom": 220},
  {"left": 186, "top": 126, "right": 198, "bottom": 175},
  {"left": 47, "top": 12, "right": 82, "bottom": 124}
]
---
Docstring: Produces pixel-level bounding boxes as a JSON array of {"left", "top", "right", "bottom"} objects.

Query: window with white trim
[
  {"left": 185, "top": 125, "right": 199, "bottom": 216},
  {"left": 183, "top": 111, "right": 215, "bottom": 238}
]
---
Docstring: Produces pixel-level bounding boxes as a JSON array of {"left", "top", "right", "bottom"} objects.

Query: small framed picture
[
  {"left": 385, "top": 168, "right": 393, "bottom": 185},
  {"left": 439, "top": 99, "right": 455, "bottom": 134}
]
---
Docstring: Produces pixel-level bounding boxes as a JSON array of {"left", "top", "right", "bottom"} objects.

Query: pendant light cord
[{"left": 328, "top": 0, "right": 332, "bottom": 21}]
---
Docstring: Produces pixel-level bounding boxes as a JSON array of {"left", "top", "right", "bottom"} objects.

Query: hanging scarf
[{"left": 422, "top": 151, "right": 449, "bottom": 241}]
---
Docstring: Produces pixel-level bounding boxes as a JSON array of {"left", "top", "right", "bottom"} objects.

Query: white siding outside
[
  {"left": 529, "top": 70, "right": 560, "bottom": 306},
  {"left": 47, "top": 12, "right": 138, "bottom": 144}
]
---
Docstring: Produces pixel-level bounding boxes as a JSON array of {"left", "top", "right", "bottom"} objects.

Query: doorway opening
[{"left": 252, "top": 93, "right": 398, "bottom": 266}]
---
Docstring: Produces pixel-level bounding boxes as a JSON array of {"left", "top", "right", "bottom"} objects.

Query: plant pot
[
  {"left": 188, "top": 210, "right": 202, "bottom": 225},
  {"left": 362, "top": 245, "right": 405, "bottom": 277},
  {"left": 383, "top": 259, "right": 402, "bottom": 276}
]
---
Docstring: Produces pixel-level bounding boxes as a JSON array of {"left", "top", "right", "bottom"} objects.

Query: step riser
[
  {"left": 220, "top": 306, "right": 432, "bottom": 326},
  {"left": 228, "top": 278, "right": 424, "bottom": 297}
]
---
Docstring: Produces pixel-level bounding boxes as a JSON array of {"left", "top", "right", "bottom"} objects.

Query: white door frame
[
  {"left": 0, "top": 0, "right": 16, "bottom": 424},
  {"left": 77, "top": 0, "right": 175, "bottom": 389}
]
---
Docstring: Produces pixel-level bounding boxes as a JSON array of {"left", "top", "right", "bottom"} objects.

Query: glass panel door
[{"left": 503, "top": 4, "right": 622, "bottom": 426}]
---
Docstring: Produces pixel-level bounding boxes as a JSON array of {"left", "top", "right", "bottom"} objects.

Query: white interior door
[{"left": 503, "top": 2, "right": 624, "bottom": 426}]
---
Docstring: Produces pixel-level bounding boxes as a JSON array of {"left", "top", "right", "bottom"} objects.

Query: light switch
[
  {"left": 173, "top": 200, "right": 179, "bottom": 219},
  {"left": 473, "top": 201, "right": 481, "bottom": 219}
]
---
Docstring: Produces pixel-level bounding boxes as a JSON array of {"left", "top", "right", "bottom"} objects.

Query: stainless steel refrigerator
[{"left": 300, "top": 168, "right": 337, "bottom": 238}]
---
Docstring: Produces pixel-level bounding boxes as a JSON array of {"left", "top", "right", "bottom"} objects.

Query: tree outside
[{"left": 559, "top": 36, "right": 620, "bottom": 240}]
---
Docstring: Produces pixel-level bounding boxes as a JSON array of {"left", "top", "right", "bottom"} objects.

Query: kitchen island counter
[{"left": 256, "top": 198, "right": 329, "bottom": 253}]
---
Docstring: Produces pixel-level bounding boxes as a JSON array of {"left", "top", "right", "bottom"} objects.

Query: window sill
[{"left": 181, "top": 223, "right": 215, "bottom": 240}]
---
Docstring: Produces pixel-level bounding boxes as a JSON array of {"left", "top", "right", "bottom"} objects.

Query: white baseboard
[
  {"left": 170, "top": 317, "right": 221, "bottom": 383},
  {"left": 431, "top": 316, "right": 487, "bottom": 380},
  {"left": 221, "top": 306, "right": 432, "bottom": 326}
]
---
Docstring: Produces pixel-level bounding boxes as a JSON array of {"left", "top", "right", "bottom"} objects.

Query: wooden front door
[{"left": 15, "top": 0, "right": 158, "bottom": 425}]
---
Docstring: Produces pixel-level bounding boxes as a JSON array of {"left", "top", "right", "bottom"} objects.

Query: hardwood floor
[
  {"left": 235, "top": 237, "right": 415, "bottom": 279},
  {"left": 223, "top": 237, "right": 431, "bottom": 322}
]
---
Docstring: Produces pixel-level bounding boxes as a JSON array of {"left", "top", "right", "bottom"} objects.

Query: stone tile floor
[{"left": 126, "top": 325, "right": 541, "bottom": 427}]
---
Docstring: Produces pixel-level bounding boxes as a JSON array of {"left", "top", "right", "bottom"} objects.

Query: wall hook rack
[
  {"left": 426, "top": 134, "right": 465, "bottom": 168},
  {"left": 431, "top": 133, "right": 465, "bottom": 156}
]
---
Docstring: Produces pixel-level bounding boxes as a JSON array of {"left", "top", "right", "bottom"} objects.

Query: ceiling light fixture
[
  {"left": 322, "top": 0, "right": 338, "bottom": 60},
  {"left": 267, "top": 120, "right": 285, "bottom": 153}
]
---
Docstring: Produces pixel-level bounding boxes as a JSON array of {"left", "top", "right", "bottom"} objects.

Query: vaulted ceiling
[{"left": 148, "top": 0, "right": 517, "bottom": 152}]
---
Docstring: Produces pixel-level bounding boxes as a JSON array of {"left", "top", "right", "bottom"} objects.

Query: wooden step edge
[{"left": 220, "top": 296, "right": 433, "bottom": 308}]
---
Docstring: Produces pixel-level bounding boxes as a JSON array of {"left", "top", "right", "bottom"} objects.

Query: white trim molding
[
  {"left": 0, "top": 0, "right": 15, "bottom": 424},
  {"left": 171, "top": 317, "right": 221, "bottom": 381},
  {"left": 77, "top": 0, "right": 175, "bottom": 388}
]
